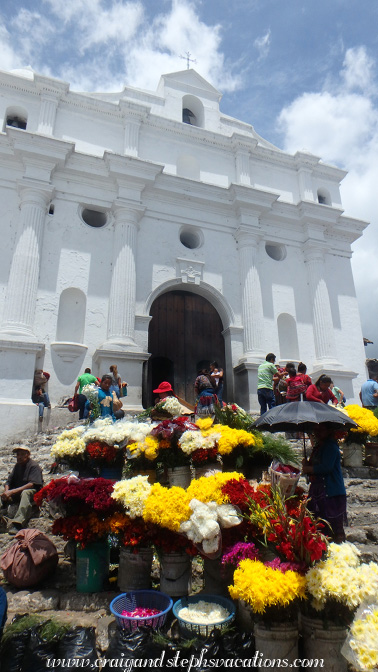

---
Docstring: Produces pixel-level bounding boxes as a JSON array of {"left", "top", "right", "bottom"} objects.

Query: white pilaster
[
  {"left": 38, "top": 96, "right": 59, "bottom": 135},
  {"left": 304, "top": 245, "right": 339, "bottom": 366},
  {"left": 124, "top": 120, "right": 141, "bottom": 157},
  {"left": 236, "top": 229, "right": 265, "bottom": 361},
  {"left": 235, "top": 149, "right": 251, "bottom": 186},
  {"left": 106, "top": 205, "right": 140, "bottom": 348},
  {"left": 1, "top": 186, "right": 52, "bottom": 338}
]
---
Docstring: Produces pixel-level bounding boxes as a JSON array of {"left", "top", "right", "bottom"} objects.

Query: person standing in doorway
[
  {"left": 257, "top": 353, "right": 284, "bottom": 415},
  {"left": 209, "top": 361, "right": 224, "bottom": 404}
]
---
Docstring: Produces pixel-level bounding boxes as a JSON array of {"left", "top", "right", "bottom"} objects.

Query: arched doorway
[{"left": 147, "top": 290, "right": 226, "bottom": 405}]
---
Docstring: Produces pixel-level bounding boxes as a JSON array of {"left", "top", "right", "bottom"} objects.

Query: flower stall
[
  {"left": 343, "top": 405, "right": 378, "bottom": 467},
  {"left": 40, "top": 401, "right": 378, "bottom": 663}
]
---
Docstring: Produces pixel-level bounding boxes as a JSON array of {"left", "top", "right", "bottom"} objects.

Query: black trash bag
[
  {"left": 221, "top": 629, "right": 255, "bottom": 660},
  {"left": 186, "top": 630, "right": 224, "bottom": 672},
  {"left": 21, "top": 629, "right": 59, "bottom": 672},
  {"left": 0, "top": 628, "right": 32, "bottom": 672},
  {"left": 102, "top": 627, "right": 163, "bottom": 669},
  {"left": 56, "top": 627, "right": 98, "bottom": 666}
]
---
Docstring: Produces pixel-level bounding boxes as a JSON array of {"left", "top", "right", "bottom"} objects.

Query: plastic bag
[
  {"left": 102, "top": 627, "right": 162, "bottom": 668},
  {"left": 0, "top": 628, "right": 31, "bottom": 672},
  {"left": 21, "top": 629, "right": 59, "bottom": 672},
  {"left": 341, "top": 602, "right": 378, "bottom": 671},
  {"left": 68, "top": 395, "right": 79, "bottom": 413},
  {"left": 56, "top": 627, "right": 98, "bottom": 666}
]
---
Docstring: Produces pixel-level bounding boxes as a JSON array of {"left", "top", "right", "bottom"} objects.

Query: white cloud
[
  {"left": 0, "top": 1, "right": 242, "bottom": 95},
  {"left": 277, "top": 45, "right": 378, "bottom": 355},
  {"left": 341, "top": 46, "right": 375, "bottom": 93},
  {"left": 253, "top": 29, "right": 271, "bottom": 60},
  {"left": 0, "top": 22, "right": 23, "bottom": 71}
]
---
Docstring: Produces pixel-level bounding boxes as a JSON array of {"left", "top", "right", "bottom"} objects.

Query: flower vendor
[
  {"left": 97, "top": 374, "right": 125, "bottom": 421},
  {"left": 302, "top": 425, "right": 347, "bottom": 543}
]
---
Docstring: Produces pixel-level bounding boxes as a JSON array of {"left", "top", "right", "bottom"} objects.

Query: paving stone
[
  {"left": 345, "top": 527, "right": 368, "bottom": 543},
  {"left": 59, "top": 591, "right": 118, "bottom": 612},
  {"left": 5, "top": 588, "right": 60, "bottom": 612}
]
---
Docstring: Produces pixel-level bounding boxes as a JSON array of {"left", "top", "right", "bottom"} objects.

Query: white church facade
[{"left": 0, "top": 66, "right": 368, "bottom": 443}]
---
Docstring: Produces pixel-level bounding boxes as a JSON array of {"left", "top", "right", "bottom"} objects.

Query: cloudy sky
[{"left": 1, "top": 0, "right": 377, "bottom": 359}]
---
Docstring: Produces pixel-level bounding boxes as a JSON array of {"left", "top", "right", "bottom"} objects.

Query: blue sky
[{"left": 1, "top": 0, "right": 378, "bottom": 360}]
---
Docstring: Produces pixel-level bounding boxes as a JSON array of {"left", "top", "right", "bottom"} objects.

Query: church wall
[
  {"left": 54, "top": 107, "right": 123, "bottom": 157},
  {"left": 252, "top": 162, "right": 299, "bottom": 203}
]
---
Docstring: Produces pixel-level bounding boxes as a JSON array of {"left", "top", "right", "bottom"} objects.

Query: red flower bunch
[
  {"left": 247, "top": 488, "right": 327, "bottom": 567},
  {"left": 191, "top": 447, "right": 218, "bottom": 465},
  {"left": 52, "top": 512, "right": 109, "bottom": 548},
  {"left": 221, "top": 477, "right": 257, "bottom": 511},
  {"left": 120, "top": 519, "right": 157, "bottom": 549},
  {"left": 35, "top": 477, "right": 119, "bottom": 515},
  {"left": 86, "top": 441, "right": 118, "bottom": 464},
  {"left": 153, "top": 529, "right": 198, "bottom": 556},
  {"left": 151, "top": 417, "right": 198, "bottom": 442}
]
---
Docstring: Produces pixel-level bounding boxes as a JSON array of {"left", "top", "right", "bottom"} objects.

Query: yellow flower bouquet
[
  {"left": 344, "top": 405, "right": 378, "bottom": 444},
  {"left": 229, "top": 558, "right": 306, "bottom": 623},
  {"left": 305, "top": 542, "right": 378, "bottom": 625}
]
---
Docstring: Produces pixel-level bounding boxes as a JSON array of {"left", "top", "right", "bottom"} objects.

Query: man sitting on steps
[{"left": 0, "top": 446, "right": 43, "bottom": 535}]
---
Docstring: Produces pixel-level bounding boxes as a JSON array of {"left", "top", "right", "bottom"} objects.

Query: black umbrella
[{"left": 252, "top": 401, "right": 358, "bottom": 460}]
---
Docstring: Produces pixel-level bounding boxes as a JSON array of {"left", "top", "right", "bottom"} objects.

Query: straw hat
[{"left": 12, "top": 445, "right": 31, "bottom": 455}]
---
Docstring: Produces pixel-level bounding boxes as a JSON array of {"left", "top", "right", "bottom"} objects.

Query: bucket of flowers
[
  {"left": 35, "top": 476, "right": 126, "bottom": 592},
  {"left": 150, "top": 417, "right": 198, "bottom": 487},
  {"left": 301, "top": 542, "right": 378, "bottom": 668},
  {"left": 229, "top": 556, "right": 306, "bottom": 663},
  {"left": 342, "top": 405, "right": 378, "bottom": 467}
]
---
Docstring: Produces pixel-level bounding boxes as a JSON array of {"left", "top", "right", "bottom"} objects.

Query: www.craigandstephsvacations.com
[{"left": 46, "top": 650, "right": 325, "bottom": 669}]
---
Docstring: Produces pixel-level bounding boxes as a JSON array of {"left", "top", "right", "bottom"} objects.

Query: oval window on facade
[
  {"left": 265, "top": 242, "right": 287, "bottom": 261},
  {"left": 180, "top": 227, "right": 203, "bottom": 249},
  {"left": 81, "top": 208, "right": 108, "bottom": 228}
]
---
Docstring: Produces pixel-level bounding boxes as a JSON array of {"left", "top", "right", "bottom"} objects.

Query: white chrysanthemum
[
  {"left": 83, "top": 419, "right": 157, "bottom": 446},
  {"left": 161, "top": 397, "right": 183, "bottom": 416},
  {"left": 111, "top": 475, "right": 152, "bottom": 518}
]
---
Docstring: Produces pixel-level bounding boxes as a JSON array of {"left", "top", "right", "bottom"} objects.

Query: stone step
[{"left": 347, "top": 506, "right": 378, "bottom": 526}]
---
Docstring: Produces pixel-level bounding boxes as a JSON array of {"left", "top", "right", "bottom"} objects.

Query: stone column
[
  {"left": 237, "top": 230, "right": 265, "bottom": 361},
  {"left": 106, "top": 205, "right": 139, "bottom": 348},
  {"left": 304, "top": 246, "right": 338, "bottom": 364},
  {"left": 1, "top": 186, "right": 51, "bottom": 338},
  {"left": 38, "top": 95, "right": 58, "bottom": 136}
]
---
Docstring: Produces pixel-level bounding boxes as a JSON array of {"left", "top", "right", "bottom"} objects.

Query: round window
[
  {"left": 81, "top": 208, "right": 108, "bottom": 228},
  {"left": 265, "top": 243, "right": 287, "bottom": 261},
  {"left": 180, "top": 228, "right": 202, "bottom": 249}
]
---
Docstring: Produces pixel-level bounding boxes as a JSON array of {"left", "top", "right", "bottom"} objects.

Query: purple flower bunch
[
  {"left": 264, "top": 556, "right": 307, "bottom": 574},
  {"left": 222, "top": 541, "right": 260, "bottom": 568}
]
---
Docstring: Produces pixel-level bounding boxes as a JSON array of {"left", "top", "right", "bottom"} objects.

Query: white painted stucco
[{"left": 0, "top": 66, "right": 368, "bottom": 444}]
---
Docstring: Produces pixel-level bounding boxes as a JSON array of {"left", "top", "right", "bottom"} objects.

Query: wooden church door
[{"left": 147, "top": 290, "right": 225, "bottom": 405}]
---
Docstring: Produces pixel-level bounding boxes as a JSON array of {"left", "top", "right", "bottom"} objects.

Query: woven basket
[
  {"left": 269, "top": 462, "right": 300, "bottom": 498},
  {"left": 110, "top": 590, "right": 172, "bottom": 631},
  {"left": 172, "top": 594, "right": 235, "bottom": 638}
]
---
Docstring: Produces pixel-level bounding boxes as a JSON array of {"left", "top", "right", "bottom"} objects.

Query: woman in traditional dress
[
  {"left": 194, "top": 369, "right": 218, "bottom": 417},
  {"left": 302, "top": 425, "right": 347, "bottom": 543}
]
